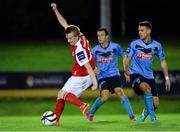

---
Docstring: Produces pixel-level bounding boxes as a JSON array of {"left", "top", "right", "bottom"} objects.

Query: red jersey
[{"left": 71, "top": 33, "right": 95, "bottom": 76}]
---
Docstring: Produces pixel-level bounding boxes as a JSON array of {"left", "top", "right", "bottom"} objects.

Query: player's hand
[
  {"left": 91, "top": 82, "right": 98, "bottom": 91},
  {"left": 165, "top": 79, "right": 171, "bottom": 92},
  {"left": 94, "top": 67, "right": 100, "bottom": 75},
  {"left": 51, "top": 3, "right": 57, "bottom": 11},
  {"left": 124, "top": 71, "right": 130, "bottom": 82}
]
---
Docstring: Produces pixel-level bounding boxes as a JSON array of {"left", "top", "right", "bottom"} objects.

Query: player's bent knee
[
  {"left": 140, "top": 83, "right": 152, "bottom": 94},
  {"left": 115, "top": 88, "right": 126, "bottom": 98},
  {"left": 100, "top": 95, "right": 109, "bottom": 101},
  {"left": 57, "top": 90, "right": 67, "bottom": 100}
]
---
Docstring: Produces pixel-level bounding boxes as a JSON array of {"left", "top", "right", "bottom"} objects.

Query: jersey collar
[
  {"left": 141, "top": 39, "right": 153, "bottom": 45},
  {"left": 100, "top": 41, "right": 110, "bottom": 49}
]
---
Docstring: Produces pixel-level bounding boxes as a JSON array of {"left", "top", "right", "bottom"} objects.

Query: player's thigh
[
  {"left": 108, "top": 76, "right": 122, "bottom": 93},
  {"left": 114, "top": 87, "right": 126, "bottom": 99},
  {"left": 62, "top": 76, "right": 92, "bottom": 97},
  {"left": 130, "top": 74, "right": 144, "bottom": 95},
  {"left": 98, "top": 78, "right": 110, "bottom": 91},
  {"left": 147, "top": 79, "right": 158, "bottom": 96},
  {"left": 57, "top": 90, "right": 67, "bottom": 99},
  {"left": 131, "top": 74, "right": 154, "bottom": 94},
  {"left": 139, "top": 82, "right": 151, "bottom": 93}
]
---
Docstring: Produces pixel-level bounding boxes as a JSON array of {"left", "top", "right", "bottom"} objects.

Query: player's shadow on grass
[{"left": 93, "top": 120, "right": 120, "bottom": 124}]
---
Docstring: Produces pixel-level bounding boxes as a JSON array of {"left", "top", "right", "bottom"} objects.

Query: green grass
[
  {"left": 0, "top": 39, "right": 180, "bottom": 71},
  {"left": 0, "top": 98, "right": 180, "bottom": 116},
  {"left": 0, "top": 114, "right": 180, "bottom": 131},
  {"left": 0, "top": 41, "right": 73, "bottom": 71},
  {"left": 0, "top": 98, "right": 180, "bottom": 131}
]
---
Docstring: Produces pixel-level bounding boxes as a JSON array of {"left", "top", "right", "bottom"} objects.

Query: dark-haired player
[
  {"left": 124, "top": 21, "right": 171, "bottom": 123},
  {"left": 86, "top": 28, "right": 135, "bottom": 122}
]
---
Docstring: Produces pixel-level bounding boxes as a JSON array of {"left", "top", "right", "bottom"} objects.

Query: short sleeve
[
  {"left": 156, "top": 44, "right": 165, "bottom": 61},
  {"left": 75, "top": 48, "right": 89, "bottom": 67},
  {"left": 126, "top": 43, "right": 134, "bottom": 58},
  {"left": 117, "top": 44, "right": 125, "bottom": 57}
]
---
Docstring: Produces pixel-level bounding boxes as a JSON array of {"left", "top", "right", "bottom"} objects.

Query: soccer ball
[{"left": 41, "top": 111, "right": 56, "bottom": 126}]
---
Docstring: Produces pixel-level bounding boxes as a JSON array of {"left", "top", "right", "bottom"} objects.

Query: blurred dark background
[{"left": 0, "top": 0, "right": 180, "bottom": 41}]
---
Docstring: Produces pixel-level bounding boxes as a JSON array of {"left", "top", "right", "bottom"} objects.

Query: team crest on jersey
[
  {"left": 77, "top": 51, "right": 85, "bottom": 61},
  {"left": 137, "top": 53, "right": 153, "bottom": 60}
]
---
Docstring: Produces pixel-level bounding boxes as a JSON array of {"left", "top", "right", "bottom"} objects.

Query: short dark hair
[
  {"left": 65, "top": 25, "right": 80, "bottom": 36},
  {"left": 138, "top": 21, "right": 152, "bottom": 30},
  {"left": 97, "top": 27, "right": 109, "bottom": 36}
]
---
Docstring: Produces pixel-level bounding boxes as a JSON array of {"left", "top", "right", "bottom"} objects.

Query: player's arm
[
  {"left": 160, "top": 59, "right": 171, "bottom": 91},
  {"left": 94, "top": 66, "right": 100, "bottom": 75},
  {"left": 51, "top": 3, "right": 69, "bottom": 29},
  {"left": 123, "top": 55, "right": 131, "bottom": 82},
  {"left": 84, "top": 63, "right": 98, "bottom": 91}
]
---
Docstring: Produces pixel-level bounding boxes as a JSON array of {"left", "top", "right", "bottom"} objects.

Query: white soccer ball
[{"left": 41, "top": 111, "right": 56, "bottom": 126}]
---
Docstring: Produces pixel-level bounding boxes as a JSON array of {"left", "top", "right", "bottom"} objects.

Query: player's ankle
[
  {"left": 129, "top": 115, "right": 136, "bottom": 121},
  {"left": 55, "top": 120, "right": 60, "bottom": 126}
]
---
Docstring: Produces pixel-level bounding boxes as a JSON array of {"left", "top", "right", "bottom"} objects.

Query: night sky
[{"left": 0, "top": 0, "right": 179, "bottom": 41}]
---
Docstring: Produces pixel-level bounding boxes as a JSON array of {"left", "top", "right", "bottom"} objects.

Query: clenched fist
[{"left": 51, "top": 3, "right": 57, "bottom": 10}]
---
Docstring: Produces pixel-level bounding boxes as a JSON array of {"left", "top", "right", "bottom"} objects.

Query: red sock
[
  {"left": 54, "top": 99, "right": 65, "bottom": 122},
  {"left": 65, "top": 92, "right": 83, "bottom": 107}
]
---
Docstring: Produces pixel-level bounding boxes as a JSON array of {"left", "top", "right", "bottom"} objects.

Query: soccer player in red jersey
[{"left": 51, "top": 3, "right": 98, "bottom": 126}]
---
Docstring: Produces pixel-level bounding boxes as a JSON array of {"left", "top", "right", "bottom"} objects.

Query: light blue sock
[
  {"left": 142, "top": 107, "right": 157, "bottom": 118},
  {"left": 88, "top": 97, "right": 104, "bottom": 115},
  {"left": 144, "top": 93, "right": 156, "bottom": 119},
  {"left": 122, "top": 96, "right": 134, "bottom": 117}
]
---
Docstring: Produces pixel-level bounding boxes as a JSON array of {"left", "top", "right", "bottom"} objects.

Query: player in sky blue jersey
[
  {"left": 86, "top": 28, "right": 135, "bottom": 122},
  {"left": 124, "top": 21, "right": 171, "bottom": 123}
]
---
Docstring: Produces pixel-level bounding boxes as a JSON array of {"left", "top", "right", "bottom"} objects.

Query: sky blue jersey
[
  {"left": 126, "top": 39, "right": 165, "bottom": 79},
  {"left": 93, "top": 41, "right": 124, "bottom": 80}
]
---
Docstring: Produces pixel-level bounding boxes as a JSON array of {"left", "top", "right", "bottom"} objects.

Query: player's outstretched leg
[
  {"left": 86, "top": 97, "right": 104, "bottom": 121},
  {"left": 143, "top": 93, "right": 159, "bottom": 123},
  {"left": 80, "top": 103, "right": 90, "bottom": 115},
  {"left": 122, "top": 96, "right": 136, "bottom": 121},
  {"left": 64, "top": 92, "right": 89, "bottom": 115},
  {"left": 54, "top": 99, "right": 65, "bottom": 126}
]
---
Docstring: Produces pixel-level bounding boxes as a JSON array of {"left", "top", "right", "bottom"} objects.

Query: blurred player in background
[
  {"left": 51, "top": 3, "right": 98, "bottom": 126},
  {"left": 124, "top": 21, "right": 171, "bottom": 123},
  {"left": 86, "top": 28, "right": 135, "bottom": 122}
]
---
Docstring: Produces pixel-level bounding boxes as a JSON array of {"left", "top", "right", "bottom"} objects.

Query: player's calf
[{"left": 80, "top": 103, "right": 90, "bottom": 115}]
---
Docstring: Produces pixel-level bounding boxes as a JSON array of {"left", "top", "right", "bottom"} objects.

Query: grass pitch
[
  {"left": 0, "top": 39, "right": 180, "bottom": 71},
  {"left": 0, "top": 98, "right": 180, "bottom": 131},
  {"left": 0, "top": 114, "right": 180, "bottom": 131}
]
